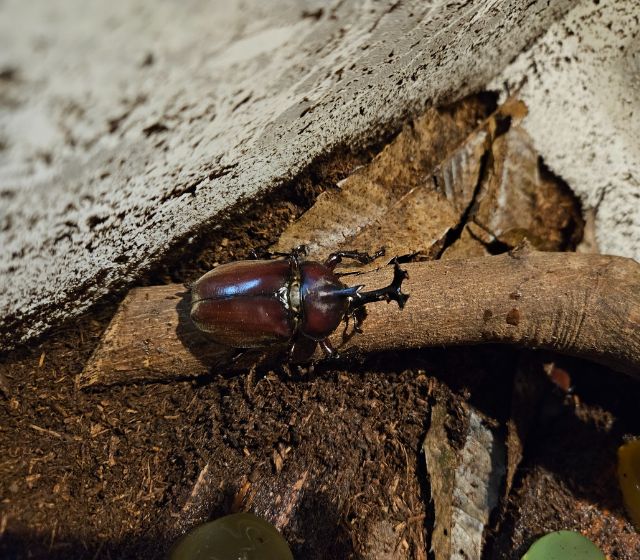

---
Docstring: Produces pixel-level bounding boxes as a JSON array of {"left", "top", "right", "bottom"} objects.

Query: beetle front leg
[
  {"left": 350, "top": 308, "right": 365, "bottom": 333},
  {"left": 343, "top": 307, "right": 365, "bottom": 336},
  {"left": 340, "top": 306, "right": 366, "bottom": 346},
  {"left": 324, "top": 248, "right": 385, "bottom": 271}
]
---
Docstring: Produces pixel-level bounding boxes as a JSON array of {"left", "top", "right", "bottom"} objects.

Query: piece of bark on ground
[{"left": 423, "top": 393, "right": 505, "bottom": 560}]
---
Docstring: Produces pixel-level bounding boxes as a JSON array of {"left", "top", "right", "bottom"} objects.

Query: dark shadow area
[
  {"left": 283, "top": 491, "right": 360, "bottom": 560},
  {"left": 1, "top": 488, "right": 352, "bottom": 559},
  {"left": 520, "top": 355, "right": 640, "bottom": 507},
  {"left": 485, "top": 354, "right": 640, "bottom": 559},
  {"left": 328, "top": 344, "right": 520, "bottom": 423},
  {"left": 0, "top": 530, "right": 169, "bottom": 560}
]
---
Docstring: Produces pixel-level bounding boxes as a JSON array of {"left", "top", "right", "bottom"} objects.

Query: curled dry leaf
[
  {"left": 276, "top": 94, "right": 581, "bottom": 270},
  {"left": 273, "top": 97, "right": 493, "bottom": 267},
  {"left": 471, "top": 126, "right": 583, "bottom": 251}
]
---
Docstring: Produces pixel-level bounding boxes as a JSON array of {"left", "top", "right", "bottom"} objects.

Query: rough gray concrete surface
[
  {"left": 0, "top": 0, "right": 581, "bottom": 350},
  {"left": 493, "top": 0, "right": 640, "bottom": 260}
]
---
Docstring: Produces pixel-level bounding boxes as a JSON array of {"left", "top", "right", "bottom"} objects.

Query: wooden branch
[
  {"left": 78, "top": 286, "right": 231, "bottom": 387},
  {"left": 79, "top": 248, "right": 640, "bottom": 387}
]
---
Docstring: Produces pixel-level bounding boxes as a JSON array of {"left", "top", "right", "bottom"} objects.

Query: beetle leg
[
  {"left": 343, "top": 307, "right": 365, "bottom": 336},
  {"left": 350, "top": 259, "right": 409, "bottom": 309},
  {"left": 289, "top": 334, "right": 318, "bottom": 363},
  {"left": 249, "top": 245, "right": 308, "bottom": 260},
  {"left": 319, "top": 338, "right": 340, "bottom": 359},
  {"left": 351, "top": 308, "right": 365, "bottom": 333},
  {"left": 324, "top": 248, "right": 385, "bottom": 271},
  {"left": 273, "top": 245, "right": 307, "bottom": 259}
]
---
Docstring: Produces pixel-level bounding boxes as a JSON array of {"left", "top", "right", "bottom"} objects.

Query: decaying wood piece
[
  {"left": 423, "top": 399, "right": 458, "bottom": 559},
  {"left": 424, "top": 398, "right": 505, "bottom": 560},
  {"left": 79, "top": 248, "right": 640, "bottom": 387},
  {"left": 340, "top": 248, "right": 640, "bottom": 375}
]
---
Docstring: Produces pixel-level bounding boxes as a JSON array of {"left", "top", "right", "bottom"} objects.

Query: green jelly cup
[
  {"left": 522, "top": 530, "right": 605, "bottom": 560},
  {"left": 170, "top": 512, "right": 294, "bottom": 560}
]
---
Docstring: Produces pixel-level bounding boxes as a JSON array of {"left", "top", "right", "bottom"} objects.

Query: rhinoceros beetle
[{"left": 190, "top": 247, "right": 408, "bottom": 360}]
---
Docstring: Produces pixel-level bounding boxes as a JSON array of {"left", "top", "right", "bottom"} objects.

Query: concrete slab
[
  {"left": 493, "top": 0, "right": 640, "bottom": 260},
  {"left": 0, "top": 0, "right": 580, "bottom": 349}
]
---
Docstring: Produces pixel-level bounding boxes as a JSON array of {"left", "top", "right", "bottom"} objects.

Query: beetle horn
[{"left": 350, "top": 260, "right": 409, "bottom": 310}]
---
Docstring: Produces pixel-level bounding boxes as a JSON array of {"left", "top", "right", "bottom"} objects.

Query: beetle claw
[{"left": 324, "top": 248, "right": 385, "bottom": 270}]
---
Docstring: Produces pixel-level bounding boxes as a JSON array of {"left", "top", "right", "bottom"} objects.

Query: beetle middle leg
[
  {"left": 289, "top": 334, "right": 340, "bottom": 361},
  {"left": 324, "top": 248, "right": 385, "bottom": 271},
  {"left": 250, "top": 244, "right": 308, "bottom": 260},
  {"left": 318, "top": 338, "right": 339, "bottom": 359},
  {"left": 289, "top": 333, "right": 317, "bottom": 363}
]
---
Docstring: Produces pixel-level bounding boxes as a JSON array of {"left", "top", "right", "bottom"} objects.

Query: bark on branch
[{"left": 79, "top": 248, "right": 640, "bottom": 387}]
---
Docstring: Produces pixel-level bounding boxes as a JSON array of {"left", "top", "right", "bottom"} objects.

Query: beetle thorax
[
  {"left": 283, "top": 257, "right": 303, "bottom": 334},
  {"left": 288, "top": 278, "right": 302, "bottom": 314}
]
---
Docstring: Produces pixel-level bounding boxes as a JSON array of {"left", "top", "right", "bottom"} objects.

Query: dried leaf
[
  {"left": 440, "top": 225, "right": 490, "bottom": 260},
  {"left": 273, "top": 97, "right": 492, "bottom": 266},
  {"left": 432, "top": 127, "right": 490, "bottom": 215},
  {"left": 346, "top": 187, "right": 458, "bottom": 261},
  {"left": 274, "top": 97, "right": 543, "bottom": 272}
]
